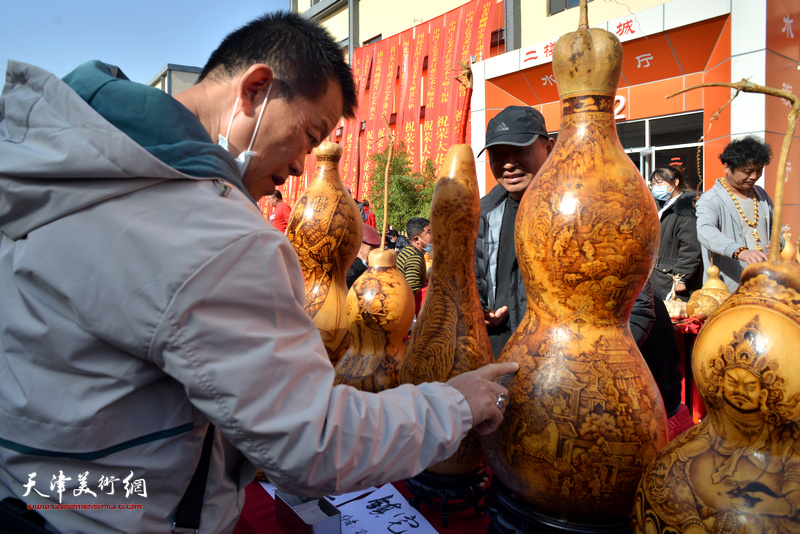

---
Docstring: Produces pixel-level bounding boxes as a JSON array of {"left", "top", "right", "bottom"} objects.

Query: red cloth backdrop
[{"left": 266, "top": 0, "right": 497, "bottom": 214}]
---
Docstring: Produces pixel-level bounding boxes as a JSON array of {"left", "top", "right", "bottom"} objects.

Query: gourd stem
[
  {"left": 579, "top": 0, "right": 588, "bottom": 29},
  {"left": 382, "top": 117, "right": 394, "bottom": 250}
]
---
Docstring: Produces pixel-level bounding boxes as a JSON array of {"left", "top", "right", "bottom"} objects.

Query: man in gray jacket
[
  {"left": 0, "top": 12, "right": 515, "bottom": 533},
  {"left": 696, "top": 136, "right": 774, "bottom": 291}
]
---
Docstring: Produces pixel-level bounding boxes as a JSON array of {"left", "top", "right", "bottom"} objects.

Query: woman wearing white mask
[{"left": 648, "top": 166, "right": 703, "bottom": 302}]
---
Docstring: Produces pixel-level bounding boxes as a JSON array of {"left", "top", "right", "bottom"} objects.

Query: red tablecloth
[{"left": 234, "top": 478, "right": 490, "bottom": 534}]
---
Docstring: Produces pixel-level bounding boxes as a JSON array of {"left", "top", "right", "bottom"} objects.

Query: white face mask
[
  {"left": 651, "top": 184, "right": 673, "bottom": 201},
  {"left": 218, "top": 83, "right": 273, "bottom": 177}
]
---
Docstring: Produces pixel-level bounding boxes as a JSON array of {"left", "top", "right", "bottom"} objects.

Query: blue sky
[{"left": 1, "top": 0, "right": 290, "bottom": 85}]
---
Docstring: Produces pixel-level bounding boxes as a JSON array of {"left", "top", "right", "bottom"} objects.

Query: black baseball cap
[{"left": 477, "top": 106, "right": 548, "bottom": 157}]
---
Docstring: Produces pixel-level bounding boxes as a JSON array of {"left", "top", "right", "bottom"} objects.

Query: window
[
  {"left": 362, "top": 34, "right": 382, "bottom": 46},
  {"left": 549, "top": 0, "right": 592, "bottom": 16}
]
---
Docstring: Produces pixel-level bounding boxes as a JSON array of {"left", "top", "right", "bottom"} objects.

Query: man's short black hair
[
  {"left": 199, "top": 11, "right": 357, "bottom": 119},
  {"left": 271, "top": 190, "right": 283, "bottom": 200},
  {"left": 406, "top": 217, "right": 430, "bottom": 239},
  {"left": 719, "top": 136, "right": 772, "bottom": 171}
]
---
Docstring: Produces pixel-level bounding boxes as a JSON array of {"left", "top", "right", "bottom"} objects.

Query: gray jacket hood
[{"left": 0, "top": 60, "right": 238, "bottom": 240}]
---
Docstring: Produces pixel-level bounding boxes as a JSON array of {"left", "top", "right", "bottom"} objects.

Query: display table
[{"left": 234, "top": 477, "right": 490, "bottom": 534}]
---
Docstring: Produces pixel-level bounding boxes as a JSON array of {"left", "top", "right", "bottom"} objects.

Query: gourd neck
[{"left": 558, "top": 93, "right": 617, "bottom": 132}]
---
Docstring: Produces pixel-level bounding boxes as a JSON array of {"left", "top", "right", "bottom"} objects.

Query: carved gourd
[
  {"left": 480, "top": 16, "right": 669, "bottom": 525},
  {"left": 334, "top": 249, "right": 415, "bottom": 392},
  {"left": 686, "top": 265, "right": 731, "bottom": 319},
  {"left": 781, "top": 229, "right": 797, "bottom": 262},
  {"left": 401, "top": 144, "right": 492, "bottom": 475},
  {"left": 635, "top": 262, "right": 800, "bottom": 533},
  {"left": 285, "top": 142, "right": 361, "bottom": 365}
]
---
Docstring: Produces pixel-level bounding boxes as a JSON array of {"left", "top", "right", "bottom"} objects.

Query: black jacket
[
  {"left": 632, "top": 284, "right": 683, "bottom": 416},
  {"left": 649, "top": 191, "right": 702, "bottom": 302},
  {"left": 475, "top": 186, "right": 526, "bottom": 359}
]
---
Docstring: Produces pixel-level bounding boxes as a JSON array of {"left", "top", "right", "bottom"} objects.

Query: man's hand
[
  {"left": 675, "top": 282, "right": 687, "bottom": 293},
  {"left": 447, "top": 362, "right": 519, "bottom": 435},
  {"left": 738, "top": 248, "right": 768, "bottom": 263},
  {"left": 484, "top": 306, "right": 509, "bottom": 327}
]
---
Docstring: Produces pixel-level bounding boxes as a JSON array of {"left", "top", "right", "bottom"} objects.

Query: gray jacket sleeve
[
  {"left": 695, "top": 189, "right": 742, "bottom": 258},
  {"left": 152, "top": 231, "right": 472, "bottom": 497}
]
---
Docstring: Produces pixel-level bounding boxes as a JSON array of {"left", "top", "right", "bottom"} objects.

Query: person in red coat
[
  {"left": 268, "top": 190, "right": 292, "bottom": 233},
  {"left": 363, "top": 198, "right": 377, "bottom": 229}
]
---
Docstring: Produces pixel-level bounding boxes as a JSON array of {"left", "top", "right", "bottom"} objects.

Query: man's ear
[
  {"left": 722, "top": 163, "right": 731, "bottom": 175},
  {"left": 237, "top": 64, "right": 275, "bottom": 116}
]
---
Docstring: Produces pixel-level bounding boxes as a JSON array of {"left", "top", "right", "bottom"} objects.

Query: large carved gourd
[
  {"left": 286, "top": 142, "right": 361, "bottom": 365},
  {"left": 334, "top": 249, "right": 415, "bottom": 392},
  {"left": 480, "top": 15, "right": 669, "bottom": 525},
  {"left": 401, "top": 144, "right": 492, "bottom": 474},
  {"left": 635, "top": 262, "right": 800, "bottom": 533}
]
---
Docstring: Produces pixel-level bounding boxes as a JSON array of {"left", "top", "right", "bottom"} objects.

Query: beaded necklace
[{"left": 721, "top": 178, "right": 763, "bottom": 251}]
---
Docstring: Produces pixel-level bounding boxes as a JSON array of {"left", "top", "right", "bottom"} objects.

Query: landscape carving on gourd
[
  {"left": 480, "top": 1, "right": 668, "bottom": 524},
  {"left": 285, "top": 142, "right": 361, "bottom": 365}
]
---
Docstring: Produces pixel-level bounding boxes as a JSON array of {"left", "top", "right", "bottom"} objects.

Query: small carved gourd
[
  {"left": 286, "top": 142, "right": 361, "bottom": 365},
  {"left": 480, "top": 13, "right": 668, "bottom": 526},
  {"left": 635, "top": 262, "right": 800, "bottom": 533},
  {"left": 401, "top": 144, "right": 492, "bottom": 475},
  {"left": 334, "top": 249, "right": 415, "bottom": 392},
  {"left": 686, "top": 265, "right": 731, "bottom": 319},
  {"left": 780, "top": 229, "right": 797, "bottom": 262}
]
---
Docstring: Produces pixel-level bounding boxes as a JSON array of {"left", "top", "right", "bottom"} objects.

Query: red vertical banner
[
  {"left": 375, "top": 35, "right": 401, "bottom": 156},
  {"left": 474, "top": 0, "right": 496, "bottom": 63},
  {"left": 421, "top": 17, "right": 445, "bottom": 169},
  {"left": 341, "top": 47, "right": 371, "bottom": 191},
  {"left": 396, "top": 30, "right": 415, "bottom": 143},
  {"left": 431, "top": 8, "right": 462, "bottom": 170},
  {"left": 454, "top": 3, "right": 478, "bottom": 145},
  {"left": 402, "top": 31, "right": 428, "bottom": 171},
  {"left": 257, "top": 196, "right": 270, "bottom": 221},
  {"left": 361, "top": 39, "right": 389, "bottom": 200}
]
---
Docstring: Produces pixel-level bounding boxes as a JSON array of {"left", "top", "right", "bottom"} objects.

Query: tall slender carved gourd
[
  {"left": 481, "top": 10, "right": 669, "bottom": 525},
  {"left": 401, "top": 144, "right": 492, "bottom": 474},
  {"left": 334, "top": 249, "right": 415, "bottom": 392},
  {"left": 286, "top": 142, "right": 361, "bottom": 365}
]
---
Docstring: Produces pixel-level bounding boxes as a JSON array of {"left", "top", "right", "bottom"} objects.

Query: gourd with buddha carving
[{"left": 634, "top": 262, "right": 800, "bottom": 533}]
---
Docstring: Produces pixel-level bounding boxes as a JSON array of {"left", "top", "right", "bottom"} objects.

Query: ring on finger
[{"left": 496, "top": 393, "right": 509, "bottom": 410}]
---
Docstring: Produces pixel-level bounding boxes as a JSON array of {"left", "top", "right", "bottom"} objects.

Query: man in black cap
[{"left": 475, "top": 106, "right": 554, "bottom": 359}]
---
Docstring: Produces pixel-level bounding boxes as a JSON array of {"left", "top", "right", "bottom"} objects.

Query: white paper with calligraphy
[
  {"left": 258, "top": 481, "right": 378, "bottom": 508},
  {"left": 338, "top": 483, "right": 436, "bottom": 534}
]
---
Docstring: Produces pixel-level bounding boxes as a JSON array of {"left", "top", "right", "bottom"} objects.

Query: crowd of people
[
  {"left": 0, "top": 12, "right": 516, "bottom": 533},
  {"left": 0, "top": 5, "right": 781, "bottom": 533}
]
